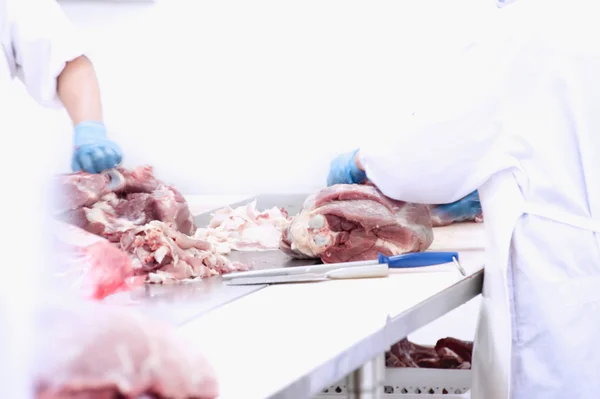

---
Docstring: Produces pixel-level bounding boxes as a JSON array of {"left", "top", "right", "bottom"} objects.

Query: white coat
[
  {"left": 1, "top": 0, "right": 85, "bottom": 397},
  {"left": 358, "top": 0, "right": 600, "bottom": 398}
]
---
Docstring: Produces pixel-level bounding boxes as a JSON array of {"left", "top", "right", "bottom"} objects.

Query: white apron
[
  {"left": 469, "top": 4, "right": 600, "bottom": 398},
  {"left": 358, "top": 0, "right": 600, "bottom": 397}
]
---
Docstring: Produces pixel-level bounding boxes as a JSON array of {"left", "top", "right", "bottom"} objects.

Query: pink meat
[
  {"left": 54, "top": 165, "right": 248, "bottom": 289},
  {"left": 56, "top": 166, "right": 196, "bottom": 237},
  {"left": 53, "top": 173, "right": 113, "bottom": 213},
  {"left": 52, "top": 221, "right": 142, "bottom": 300},
  {"left": 115, "top": 186, "right": 195, "bottom": 236},
  {"left": 121, "top": 221, "right": 247, "bottom": 283},
  {"left": 35, "top": 304, "right": 219, "bottom": 399},
  {"left": 280, "top": 184, "right": 434, "bottom": 263},
  {"left": 196, "top": 200, "right": 292, "bottom": 253},
  {"left": 385, "top": 337, "right": 473, "bottom": 370}
]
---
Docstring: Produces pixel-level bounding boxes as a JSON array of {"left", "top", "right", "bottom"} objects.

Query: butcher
[
  {"left": 327, "top": 0, "right": 600, "bottom": 398},
  {"left": 1, "top": 0, "right": 122, "bottom": 174}
]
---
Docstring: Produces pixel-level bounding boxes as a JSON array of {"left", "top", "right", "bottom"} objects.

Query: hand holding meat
[
  {"left": 429, "top": 190, "right": 483, "bottom": 227},
  {"left": 35, "top": 303, "right": 219, "bottom": 399},
  {"left": 326, "top": 149, "right": 366, "bottom": 186},
  {"left": 72, "top": 121, "right": 123, "bottom": 174}
]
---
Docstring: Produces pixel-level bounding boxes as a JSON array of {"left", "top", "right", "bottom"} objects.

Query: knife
[
  {"left": 103, "top": 168, "right": 125, "bottom": 191},
  {"left": 225, "top": 263, "right": 390, "bottom": 285},
  {"left": 223, "top": 251, "right": 462, "bottom": 282}
]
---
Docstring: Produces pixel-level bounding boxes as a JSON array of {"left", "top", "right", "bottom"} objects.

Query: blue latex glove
[
  {"left": 327, "top": 149, "right": 367, "bottom": 186},
  {"left": 72, "top": 121, "right": 123, "bottom": 174},
  {"left": 430, "top": 190, "right": 482, "bottom": 226}
]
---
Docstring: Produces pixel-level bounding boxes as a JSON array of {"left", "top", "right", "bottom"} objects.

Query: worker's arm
[
  {"left": 8, "top": 0, "right": 122, "bottom": 173},
  {"left": 57, "top": 55, "right": 103, "bottom": 125},
  {"left": 57, "top": 55, "right": 123, "bottom": 174},
  {"left": 327, "top": 10, "right": 524, "bottom": 205}
]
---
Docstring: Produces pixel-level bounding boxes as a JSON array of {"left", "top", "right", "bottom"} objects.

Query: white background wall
[{"left": 28, "top": 0, "right": 498, "bottom": 195}]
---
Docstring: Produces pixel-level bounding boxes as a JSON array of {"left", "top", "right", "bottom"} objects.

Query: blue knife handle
[{"left": 378, "top": 251, "right": 459, "bottom": 268}]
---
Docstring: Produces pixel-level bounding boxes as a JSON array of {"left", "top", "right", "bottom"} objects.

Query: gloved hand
[
  {"left": 430, "top": 190, "right": 483, "bottom": 227},
  {"left": 327, "top": 149, "right": 367, "bottom": 186},
  {"left": 72, "top": 121, "right": 123, "bottom": 174}
]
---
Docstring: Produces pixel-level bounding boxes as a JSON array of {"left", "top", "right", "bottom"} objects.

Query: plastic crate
[{"left": 314, "top": 368, "right": 471, "bottom": 398}]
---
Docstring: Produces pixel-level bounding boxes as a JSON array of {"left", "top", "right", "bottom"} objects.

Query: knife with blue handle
[
  {"left": 380, "top": 251, "right": 458, "bottom": 268},
  {"left": 223, "top": 251, "right": 462, "bottom": 285}
]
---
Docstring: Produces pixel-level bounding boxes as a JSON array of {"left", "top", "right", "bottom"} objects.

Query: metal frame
[{"left": 269, "top": 269, "right": 484, "bottom": 399}]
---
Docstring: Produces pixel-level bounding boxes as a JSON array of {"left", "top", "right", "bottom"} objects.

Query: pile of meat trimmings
[{"left": 54, "top": 166, "right": 259, "bottom": 298}]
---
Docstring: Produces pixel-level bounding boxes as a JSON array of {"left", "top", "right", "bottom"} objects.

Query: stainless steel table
[
  {"left": 111, "top": 193, "right": 485, "bottom": 398},
  {"left": 269, "top": 269, "right": 484, "bottom": 399}
]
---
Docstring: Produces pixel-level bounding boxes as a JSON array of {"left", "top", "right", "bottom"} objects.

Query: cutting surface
[{"left": 178, "top": 260, "right": 483, "bottom": 399}]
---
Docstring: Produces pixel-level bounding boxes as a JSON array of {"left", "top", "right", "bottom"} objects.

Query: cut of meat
[
  {"left": 121, "top": 221, "right": 247, "bottom": 283},
  {"left": 194, "top": 200, "right": 291, "bottom": 253},
  {"left": 51, "top": 221, "right": 143, "bottom": 300},
  {"left": 57, "top": 166, "right": 196, "bottom": 237},
  {"left": 35, "top": 303, "right": 219, "bottom": 399},
  {"left": 54, "top": 166, "right": 249, "bottom": 291},
  {"left": 386, "top": 337, "right": 473, "bottom": 369},
  {"left": 52, "top": 172, "right": 117, "bottom": 214},
  {"left": 280, "top": 184, "right": 434, "bottom": 263}
]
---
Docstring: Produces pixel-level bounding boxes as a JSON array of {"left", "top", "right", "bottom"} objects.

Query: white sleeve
[
  {"left": 358, "top": 11, "right": 524, "bottom": 205},
  {"left": 7, "top": 0, "right": 86, "bottom": 108}
]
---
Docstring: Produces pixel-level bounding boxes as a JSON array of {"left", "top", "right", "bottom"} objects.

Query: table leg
[{"left": 345, "top": 353, "right": 385, "bottom": 399}]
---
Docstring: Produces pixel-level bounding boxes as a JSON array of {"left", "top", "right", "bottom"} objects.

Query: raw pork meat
[
  {"left": 57, "top": 166, "right": 196, "bottom": 237},
  {"left": 35, "top": 303, "right": 219, "bottom": 399},
  {"left": 54, "top": 166, "right": 248, "bottom": 288},
  {"left": 54, "top": 172, "right": 116, "bottom": 214},
  {"left": 194, "top": 200, "right": 291, "bottom": 253},
  {"left": 121, "top": 221, "right": 246, "bottom": 283},
  {"left": 280, "top": 185, "right": 433, "bottom": 263},
  {"left": 51, "top": 221, "right": 143, "bottom": 300},
  {"left": 386, "top": 337, "right": 473, "bottom": 369}
]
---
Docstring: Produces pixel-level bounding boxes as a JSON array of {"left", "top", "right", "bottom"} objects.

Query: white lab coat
[
  {"left": 1, "top": 0, "right": 85, "bottom": 107},
  {"left": 1, "top": 0, "right": 85, "bottom": 397},
  {"left": 359, "top": 0, "right": 600, "bottom": 398}
]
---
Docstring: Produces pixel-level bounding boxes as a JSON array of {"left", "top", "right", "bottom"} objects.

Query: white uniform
[
  {"left": 359, "top": 0, "right": 600, "bottom": 398},
  {"left": 1, "top": 0, "right": 84, "bottom": 107},
  {"left": 1, "top": 0, "right": 84, "bottom": 397}
]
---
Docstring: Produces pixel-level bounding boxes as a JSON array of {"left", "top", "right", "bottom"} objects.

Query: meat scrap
[
  {"left": 54, "top": 166, "right": 249, "bottom": 294},
  {"left": 194, "top": 200, "right": 291, "bottom": 253},
  {"left": 51, "top": 221, "right": 144, "bottom": 300},
  {"left": 386, "top": 337, "right": 473, "bottom": 369},
  {"left": 280, "top": 184, "right": 434, "bottom": 263},
  {"left": 35, "top": 303, "right": 219, "bottom": 399},
  {"left": 122, "top": 221, "right": 246, "bottom": 284}
]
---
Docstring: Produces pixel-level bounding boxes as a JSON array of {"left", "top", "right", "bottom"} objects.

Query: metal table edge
[
  {"left": 174, "top": 283, "right": 269, "bottom": 326},
  {"left": 268, "top": 268, "right": 485, "bottom": 399},
  {"left": 383, "top": 268, "right": 484, "bottom": 348},
  {"left": 269, "top": 326, "right": 389, "bottom": 399}
]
